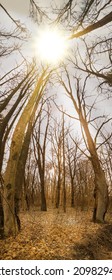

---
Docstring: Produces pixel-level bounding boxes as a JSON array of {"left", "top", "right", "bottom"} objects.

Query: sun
[{"left": 35, "top": 28, "right": 68, "bottom": 64}]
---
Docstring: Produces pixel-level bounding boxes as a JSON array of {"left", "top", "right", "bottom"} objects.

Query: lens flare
[{"left": 35, "top": 28, "right": 68, "bottom": 64}]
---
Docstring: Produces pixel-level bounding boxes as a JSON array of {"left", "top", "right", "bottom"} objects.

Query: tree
[
  {"left": 50, "top": 120, "right": 63, "bottom": 209},
  {"left": 29, "top": 0, "right": 49, "bottom": 23},
  {"left": 0, "top": 63, "right": 36, "bottom": 174},
  {"left": 14, "top": 83, "right": 46, "bottom": 224},
  {"left": 0, "top": 63, "right": 36, "bottom": 231},
  {"left": 1, "top": 0, "right": 112, "bottom": 237},
  {"left": 3, "top": 67, "right": 51, "bottom": 236},
  {"left": 32, "top": 100, "right": 51, "bottom": 211},
  {"left": 99, "top": 133, "right": 112, "bottom": 197},
  {"left": 69, "top": 12, "right": 112, "bottom": 39},
  {"left": 66, "top": 136, "right": 78, "bottom": 207},
  {"left": 0, "top": 3, "right": 27, "bottom": 58},
  {"left": 57, "top": 67, "right": 110, "bottom": 222},
  {"left": 49, "top": 113, "right": 69, "bottom": 210},
  {"left": 68, "top": 37, "right": 112, "bottom": 89},
  {"left": 0, "top": 3, "right": 30, "bottom": 233},
  {"left": 62, "top": 113, "right": 66, "bottom": 212},
  {"left": 54, "top": 0, "right": 112, "bottom": 37}
]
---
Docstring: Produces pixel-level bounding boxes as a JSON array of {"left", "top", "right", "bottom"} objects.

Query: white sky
[
  {"left": 0, "top": 0, "right": 112, "bottom": 142},
  {"left": 0, "top": 0, "right": 64, "bottom": 18}
]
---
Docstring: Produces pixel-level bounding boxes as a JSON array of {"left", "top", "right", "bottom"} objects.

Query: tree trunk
[
  {"left": 92, "top": 165, "right": 108, "bottom": 223},
  {"left": 3, "top": 69, "right": 47, "bottom": 236},
  {"left": 14, "top": 124, "right": 32, "bottom": 230},
  {"left": 14, "top": 96, "right": 39, "bottom": 227},
  {"left": 62, "top": 112, "right": 66, "bottom": 213},
  {"left": 60, "top": 67, "right": 109, "bottom": 222},
  {"left": 41, "top": 177, "right": 47, "bottom": 211},
  {"left": 3, "top": 183, "right": 18, "bottom": 236},
  {"left": 69, "top": 12, "right": 112, "bottom": 39},
  {"left": 56, "top": 176, "right": 61, "bottom": 208},
  {"left": 71, "top": 179, "right": 75, "bottom": 207},
  {"left": 81, "top": 118, "right": 109, "bottom": 222},
  {"left": 0, "top": 192, "right": 4, "bottom": 238}
]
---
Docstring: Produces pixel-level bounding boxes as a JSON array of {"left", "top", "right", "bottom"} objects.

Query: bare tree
[
  {"left": 50, "top": 120, "right": 63, "bottom": 209},
  {"left": 32, "top": 101, "right": 51, "bottom": 211},
  {"left": 69, "top": 11, "right": 112, "bottom": 39},
  {"left": 0, "top": 62, "right": 36, "bottom": 232},
  {"left": 0, "top": 3, "right": 27, "bottom": 58},
  {"left": 14, "top": 87, "right": 48, "bottom": 227},
  {"left": 0, "top": 63, "right": 36, "bottom": 174},
  {"left": 68, "top": 37, "right": 112, "bottom": 89},
  {"left": 53, "top": 0, "right": 112, "bottom": 37},
  {"left": 29, "top": 0, "right": 50, "bottom": 23},
  {"left": 57, "top": 66, "right": 110, "bottom": 222},
  {"left": 66, "top": 136, "right": 78, "bottom": 207},
  {"left": 3, "top": 67, "right": 51, "bottom": 236},
  {"left": 62, "top": 112, "right": 66, "bottom": 212}
]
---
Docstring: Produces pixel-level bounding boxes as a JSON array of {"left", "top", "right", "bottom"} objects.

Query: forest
[{"left": 0, "top": 0, "right": 112, "bottom": 260}]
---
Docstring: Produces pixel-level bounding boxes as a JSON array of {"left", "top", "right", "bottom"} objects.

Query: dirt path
[{"left": 0, "top": 209, "right": 112, "bottom": 260}]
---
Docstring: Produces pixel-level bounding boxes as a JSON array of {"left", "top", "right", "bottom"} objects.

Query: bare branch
[
  {"left": 94, "top": 117, "right": 112, "bottom": 143},
  {"left": 69, "top": 12, "right": 112, "bottom": 40}
]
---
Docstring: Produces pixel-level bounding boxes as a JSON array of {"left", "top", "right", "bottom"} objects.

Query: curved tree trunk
[
  {"left": 14, "top": 121, "right": 33, "bottom": 229},
  {"left": 3, "top": 69, "right": 48, "bottom": 236},
  {"left": 14, "top": 92, "right": 41, "bottom": 228},
  {"left": 57, "top": 60, "right": 109, "bottom": 223},
  {"left": 81, "top": 118, "right": 109, "bottom": 223},
  {"left": 92, "top": 163, "right": 108, "bottom": 223}
]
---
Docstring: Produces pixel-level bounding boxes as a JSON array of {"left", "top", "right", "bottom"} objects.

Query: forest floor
[{"left": 0, "top": 208, "right": 112, "bottom": 260}]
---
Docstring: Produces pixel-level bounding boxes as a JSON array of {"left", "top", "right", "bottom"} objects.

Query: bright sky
[
  {"left": 0, "top": 0, "right": 112, "bottom": 140},
  {"left": 0, "top": 0, "right": 64, "bottom": 18}
]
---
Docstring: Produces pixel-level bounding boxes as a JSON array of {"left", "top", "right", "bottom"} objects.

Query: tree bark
[
  {"left": 92, "top": 158, "right": 108, "bottom": 223},
  {"left": 81, "top": 118, "right": 109, "bottom": 222}
]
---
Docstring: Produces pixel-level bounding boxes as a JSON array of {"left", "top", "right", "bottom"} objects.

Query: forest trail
[{"left": 0, "top": 209, "right": 112, "bottom": 260}]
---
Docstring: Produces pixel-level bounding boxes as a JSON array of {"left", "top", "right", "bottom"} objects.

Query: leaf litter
[{"left": 0, "top": 208, "right": 112, "bottom": 260}]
